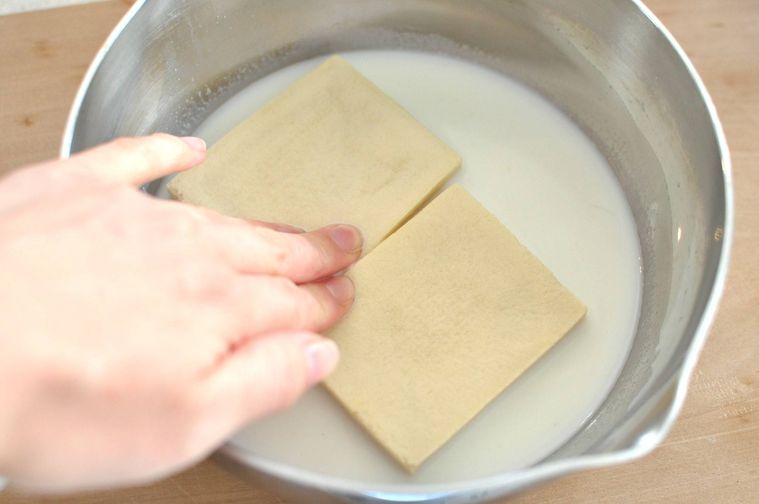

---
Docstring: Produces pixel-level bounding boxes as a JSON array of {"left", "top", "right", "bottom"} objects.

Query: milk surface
[{"left": 187, "top": 50, "right": 642, "bottom": 484}]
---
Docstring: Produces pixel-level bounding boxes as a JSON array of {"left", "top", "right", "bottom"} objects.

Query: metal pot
[{"left": 61, "top": 1, "right": 732, "bottom": 502}]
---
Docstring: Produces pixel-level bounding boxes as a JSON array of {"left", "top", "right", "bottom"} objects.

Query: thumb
[
  {"left": 198, "top": 332, "right": 339, "bottom": 435},
  {"left": 69, "top": 133, "right": 206, "bottom": 186}
]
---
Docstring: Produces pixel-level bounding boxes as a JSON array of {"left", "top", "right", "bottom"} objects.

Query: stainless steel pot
[{"left": 61, "top": 1, "right": 733, "bottom": 502}]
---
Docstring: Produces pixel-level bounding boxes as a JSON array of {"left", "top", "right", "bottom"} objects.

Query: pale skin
[{"left": 0, "top": 134, "right": 363, "bottom": 493}]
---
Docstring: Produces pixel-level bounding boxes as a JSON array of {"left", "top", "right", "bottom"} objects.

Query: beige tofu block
[
  {"left": 325, "top": 184, "right": 586, "bottom": 473},
  {"left": 168, "top": 56, "right": 461, "bottom": 252}
]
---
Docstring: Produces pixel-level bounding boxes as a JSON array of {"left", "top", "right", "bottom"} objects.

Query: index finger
[{"left": 208, "top": 221, "right": 363, "bottom": 283}]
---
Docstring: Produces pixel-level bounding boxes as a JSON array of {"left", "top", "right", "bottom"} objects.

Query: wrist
[
  {"left": 0, "top": 392, "right": 12, "bottom": 481},
  {"left": 0, "top": 364, "right": 21, "bottom": 482},
  {"left": 0, "top": 419, "right": 10, "bottom": 488}
]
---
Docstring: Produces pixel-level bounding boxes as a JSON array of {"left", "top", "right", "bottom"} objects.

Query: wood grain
[
  {"left": 0, "top": 0, "right": 135, "bottom": 176},
  {"left": 0, "top": 0, "right": 757, "bottom": 502}
]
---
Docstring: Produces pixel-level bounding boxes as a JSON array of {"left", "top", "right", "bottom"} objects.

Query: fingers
[
  {"left": 251, "top": 225, "right": 363, "bottom": 282},
  {"left": 197, "top": 331, "right": 339, "bottom": 433},
  {"left": 245, "top": 220, "right": 304, "bottom": 234},
  {"left": 195, "top": 208, "right": 304, "bottom": 234},
  {"left": 70, "top": 133, "right": 206, "bottom": 186},
  {"left": 208, "top": 222, "right": 363, "bottom": 283},
  {"left": 231, "top": 275, "right": 354, "bottom": 335}
]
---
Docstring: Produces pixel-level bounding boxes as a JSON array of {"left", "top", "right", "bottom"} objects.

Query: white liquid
[{"left": 190, "top": 51, "right": 642, "bottom": 484}]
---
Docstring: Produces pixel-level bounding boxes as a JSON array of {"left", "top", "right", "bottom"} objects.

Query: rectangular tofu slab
[
  {"left": 168, "top": 56, "right": 461, "bottom": 252},
  {"left": 325, "top": 184, "right": 586, "bottom": 472}
]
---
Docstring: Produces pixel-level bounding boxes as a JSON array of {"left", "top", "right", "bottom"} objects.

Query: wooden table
[{"left": 0, "top": 1, "right": 757, "bottom": 502}]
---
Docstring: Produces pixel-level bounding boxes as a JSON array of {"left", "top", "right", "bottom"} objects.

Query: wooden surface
[{"left": 0, "top": 0, "right": 757, "bottom": 502}]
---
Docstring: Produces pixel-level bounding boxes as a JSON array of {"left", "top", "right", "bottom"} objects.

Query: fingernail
[
  {"left": 327, "top": 225, "right": 362, "bottom": 253},
  {"left": 324, "top": 276, "right": 354, "bottom": 305},
  {"left": 181, "top": 136, "right": 207, "bottom": 152},
  {"left": 305, "top": 339, "right": 339, "bottom": 385}
]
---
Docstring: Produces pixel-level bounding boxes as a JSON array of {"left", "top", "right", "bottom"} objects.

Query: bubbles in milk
[{"left": 191, "top": 51, "right": 642, "bottom": 484}]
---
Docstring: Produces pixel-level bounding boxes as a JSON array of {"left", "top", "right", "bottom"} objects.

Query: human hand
[{"left": 0, "top": 134, "right": 362, "bottom": 492}]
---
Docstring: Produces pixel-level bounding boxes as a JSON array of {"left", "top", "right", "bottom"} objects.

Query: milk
[{"left": 186, "top": 51, "right": 642, "bottom": 484}]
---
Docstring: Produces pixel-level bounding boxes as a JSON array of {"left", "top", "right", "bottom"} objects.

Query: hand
[{"left": 0, "top": 134, "right": 362, "bottom": 492}]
